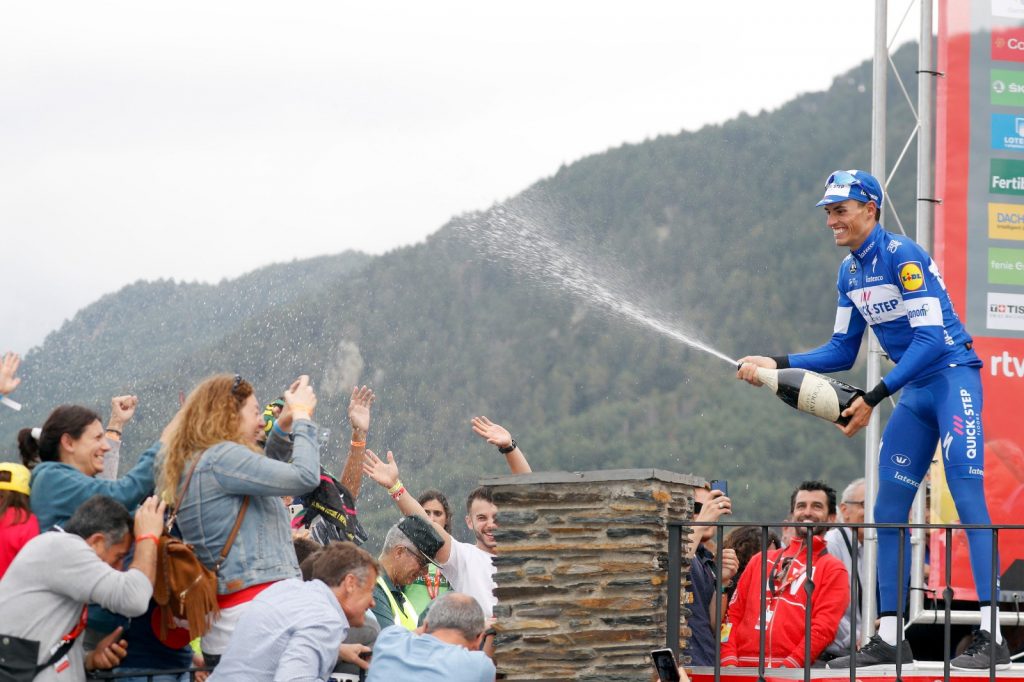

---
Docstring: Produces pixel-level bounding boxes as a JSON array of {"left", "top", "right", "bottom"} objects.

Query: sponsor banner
[
  {"left": 991, "top": 112, "right": 1024, "bottom": 150},
  {"left": 929, "top": 337, "right": 1024, "bottom": 601},
  {"left": 987, "top": 201, "right": 1024, "bottom": 239},
  {"left": 987, "top": 291, "right": 1024, "bottom": 330},
  {"left": 992, "top": 0, "right": 1024, "bottom": 19},
  {"left": 988, "top": 246, "right": 1024, "bottom": 284},
  {"left": 937, "top": 1, "right": 1024, "bottom": 603},
  {"left": 990, "top": 157, "right": 1024, "bottom": 195},
  {"left": 992, "top": 26, "right": 1024, "bottom": 61},
  {"left": 990, "top": 68, "right": 1024, "bottom": 106}
]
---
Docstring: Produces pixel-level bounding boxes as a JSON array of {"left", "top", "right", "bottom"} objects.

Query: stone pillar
[{"left": 481, "top": 468, "right": 704, "bottom": 681}]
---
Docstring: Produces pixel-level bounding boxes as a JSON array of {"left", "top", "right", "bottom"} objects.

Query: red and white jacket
[{"left": 720, "top": 534, "right": 850, "bottom": 668}]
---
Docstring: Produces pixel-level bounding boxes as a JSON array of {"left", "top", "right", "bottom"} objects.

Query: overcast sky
[{"left": 1, "top": 2, "right": 920, "bottom": 354}]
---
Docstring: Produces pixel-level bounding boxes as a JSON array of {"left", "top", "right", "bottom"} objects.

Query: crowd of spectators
[
  {"left": 1, "top": 352, "right": 1019, "bottom": 679},
  {"left": 0, "top": 359, "right": 509, "bottom": 681}
]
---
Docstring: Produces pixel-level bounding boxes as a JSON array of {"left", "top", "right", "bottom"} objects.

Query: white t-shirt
[{"left": 439, "top": 538, "right": 496, "bottom": 617}]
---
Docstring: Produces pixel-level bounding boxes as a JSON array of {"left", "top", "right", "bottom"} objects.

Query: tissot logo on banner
[
  {"left": 991, "top": 69, "right": 1024, "bottom": 106},
  {"left": 993, "top": 0, "right": 1024, "bottom": 19},
  {"left": 992, "top": 114, "right": 1024, "bottom": 151},
  {"left": 993, "top": 27, "right": 1024, "bottom": 61},
  {"left": 990, "top": 158, "right": 1024, "bottom": 196},
  {"left": 988, "top": 202, "right": 1024, "bottom": 240},
  {"left": 988, "top": 292, "right": 1024, "bottom": 331}
]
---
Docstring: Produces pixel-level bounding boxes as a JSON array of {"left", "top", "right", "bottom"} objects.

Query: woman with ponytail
[
  {"left": 20, "top": 399, "right": 158, "bottom": 531},
  {"left": 156, "top": 373, "right": 320, "bottom": 665}
]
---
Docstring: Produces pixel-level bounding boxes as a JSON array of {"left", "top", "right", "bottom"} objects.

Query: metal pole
[
  {"left": 862, "top": 0, "right": 888, "bottom": 642},
  {"left": 917, "top": 0, "right": 936, "bottom": 251},
  {"left": 909, "top": 0, "right": 936, "bottom": 626}
]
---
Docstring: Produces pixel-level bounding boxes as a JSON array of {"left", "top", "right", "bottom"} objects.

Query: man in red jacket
[{"left": 721, "top": 481, "right": 850, "bottom": 669}]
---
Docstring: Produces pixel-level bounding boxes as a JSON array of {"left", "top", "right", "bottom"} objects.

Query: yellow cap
[{"left": 0, "top": 462, "right": 30, "bottom": 496}]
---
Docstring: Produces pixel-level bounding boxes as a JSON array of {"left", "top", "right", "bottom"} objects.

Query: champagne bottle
[{"left": 752, "top": 367, "right": 865, "bottom": 426}]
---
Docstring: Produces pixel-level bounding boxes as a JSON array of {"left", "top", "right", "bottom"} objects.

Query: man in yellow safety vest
[{"left": 370, "top": 516, "right": 444, "bottom": 630}]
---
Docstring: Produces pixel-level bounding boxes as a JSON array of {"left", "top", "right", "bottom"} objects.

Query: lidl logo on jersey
[
  {"left": 990, "top": 158, "right": 1024, "bottom": 196},
  {"left": 992, "top": 114, "right": 1024, "bottom": 150},
  {"left": 898, "top": 261, "right": 926, "bottom": 292},
  {"left": 987, "top": 292, "right": 1024, "bottom": 331},
  {"left": 988, "top": 202, "right": 1024, "bottom": 240},
  {"left": 991, "top": 69, "right": 1024, "bottom": 106}
]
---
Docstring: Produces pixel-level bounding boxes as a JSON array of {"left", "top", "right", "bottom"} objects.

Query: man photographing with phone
[{"left": 683, "top": 482, "right": 739, "bottom": 667}]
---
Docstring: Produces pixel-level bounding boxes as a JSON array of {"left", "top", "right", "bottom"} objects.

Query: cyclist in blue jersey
[{"left": 736, "top": 170, "right": 1009, "bottom": 670}]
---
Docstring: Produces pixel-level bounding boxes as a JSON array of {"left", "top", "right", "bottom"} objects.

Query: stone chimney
[{"left": 481, "top": 468, "right": 704, "bottom": 681}]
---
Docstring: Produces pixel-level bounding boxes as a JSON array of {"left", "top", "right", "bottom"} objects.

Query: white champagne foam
[{"left": 457, "top": 206, "right": 736, "bottom": 366}]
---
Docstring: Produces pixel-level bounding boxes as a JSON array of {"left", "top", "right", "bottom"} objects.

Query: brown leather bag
[{"left": 153, "top": 453, "right": 249, "bottom": 640}]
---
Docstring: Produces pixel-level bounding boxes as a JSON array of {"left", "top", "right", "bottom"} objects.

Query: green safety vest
[{"left": 377, "top": 575, "right": 418, "bottom": 630}]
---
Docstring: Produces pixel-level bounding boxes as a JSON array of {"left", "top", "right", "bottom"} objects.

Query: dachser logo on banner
[{"left": 993, "top": 27, "right": 1024, "bottom": 62}]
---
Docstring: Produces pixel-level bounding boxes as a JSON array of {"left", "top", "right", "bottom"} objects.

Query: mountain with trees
[{"left": 1, "top": 44, "right": 921, "bottom": 544}]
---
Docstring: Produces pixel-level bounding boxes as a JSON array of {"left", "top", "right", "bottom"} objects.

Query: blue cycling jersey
[
  {"left": 787, "top": 224, "right": 980, "bottom": 392},
  {"left": 781, "top": 223, "right": 997, "bottom": 611}
]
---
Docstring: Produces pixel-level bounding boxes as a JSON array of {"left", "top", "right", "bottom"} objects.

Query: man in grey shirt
[
  {"left": 0, "top": 494, "right": 165, "bottom": 682},
  {"left": 824, "top": 478, "right": 872, "bottom": 659}
]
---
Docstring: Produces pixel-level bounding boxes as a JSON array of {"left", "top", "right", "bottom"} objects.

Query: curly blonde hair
[{"left": 158, "top": 374, "right": 257, "bottom": 505}]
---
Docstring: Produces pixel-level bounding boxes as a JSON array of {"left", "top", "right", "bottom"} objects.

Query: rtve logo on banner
[{"left": 993, "top": 27, "right": 1024, "bottom": 62}]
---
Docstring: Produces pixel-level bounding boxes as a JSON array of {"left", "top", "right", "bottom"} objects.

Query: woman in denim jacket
[{"left": 157, "top": 373, "right": 321, "bottom": 664}]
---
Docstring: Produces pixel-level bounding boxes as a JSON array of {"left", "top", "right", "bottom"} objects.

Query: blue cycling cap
[{"left": 815, "top": 169, "right": 884, "bottom": 208}]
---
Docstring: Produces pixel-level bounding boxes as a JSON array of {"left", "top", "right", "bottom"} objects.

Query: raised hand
[
  {"left": 362, "top": 449, "right": 399, "bottom": 489},
  {"left": 0, "top": 352, "right": 21, "bottom": 395},
  {"left": 348, "top": 385, "right": 375, "bottom": 437},
  {"left": 471, "top": 416, "right": 513, "bottom": 449},
  {"left": 721, "top": 548, "right": 740, "bottom": 585},
  {"left": 108, "top": 395, "right": 139, "bottom": 431},
  {"left": 133, "top": 496, "right": 168, "bottom": 538},
  {"left": 696, "top": 490, "right": 732, "bottom": 543},
  {"left": 284, "top": 375, "right": 317, "bottom": 419}
]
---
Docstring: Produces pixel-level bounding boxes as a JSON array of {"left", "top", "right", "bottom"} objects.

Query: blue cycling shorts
[{"left": 878, "top": 364, "right": 984, "bottom": 489}]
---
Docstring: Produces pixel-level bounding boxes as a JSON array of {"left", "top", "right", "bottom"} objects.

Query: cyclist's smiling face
[{"left": 823, "top": 199, "right": 876, "bottom": 250}]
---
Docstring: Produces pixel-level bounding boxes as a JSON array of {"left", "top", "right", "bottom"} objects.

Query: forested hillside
[{"left": 1, "top": 45, "right": 921, "bottom": 545}]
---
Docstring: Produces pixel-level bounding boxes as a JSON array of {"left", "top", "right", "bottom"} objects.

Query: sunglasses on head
[
  {"left": 231, "top": 374, "right": 243, "bottom": 395},
  {"left": 825, "top": 170, "right": 860, "bottom": 187}
]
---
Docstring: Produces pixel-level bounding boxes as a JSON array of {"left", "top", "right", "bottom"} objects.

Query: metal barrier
[{"left": 666, "top": 519, "right": 1024, "bottom": 682}]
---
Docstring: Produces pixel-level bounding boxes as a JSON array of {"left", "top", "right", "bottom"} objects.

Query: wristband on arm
[{"left": 862, "top": 381, "right": 891, "bottom": 408}]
